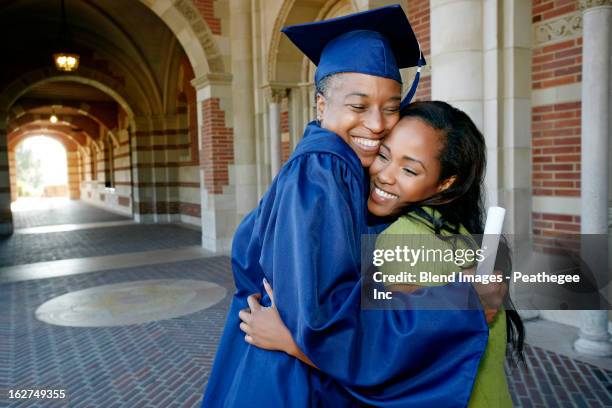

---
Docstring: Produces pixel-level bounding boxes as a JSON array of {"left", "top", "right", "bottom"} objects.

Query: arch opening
[{"left": 11, "top": 135, "right": 70, "bottom": 212}]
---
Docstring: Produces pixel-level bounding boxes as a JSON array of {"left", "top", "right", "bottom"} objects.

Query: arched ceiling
[
  {"left": 268, "top": 0, "right": 357, "bottom": 84},
  {"left": 0, "top": 0, "right": 196, "bottom": 147}
]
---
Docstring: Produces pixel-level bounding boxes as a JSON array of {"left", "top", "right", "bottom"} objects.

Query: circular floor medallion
[{"left": 35, "top": 279, "right": 227, "bottom": 327}]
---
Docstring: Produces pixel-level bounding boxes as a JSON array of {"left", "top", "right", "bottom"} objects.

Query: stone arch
[
  {"left": 10, "top": 130, "right": 80, "bottom": 153},
  {"left": 1, "top": 67, "right": 137, "bottom": 120},
  {"left": 9, "top": 101, "right": 118, "bottom": 135},
  {"left": 8, "top": 123, "right": 90, "bottom": 153},
  {"left": 141, "top": 0, "right": 226, "bottom": 77},
  {"left": 268, "top": 0, "right": 358, "bottom": 84},
  {"left": 9, "top": 130, "right": 76, "bottom": 202}
]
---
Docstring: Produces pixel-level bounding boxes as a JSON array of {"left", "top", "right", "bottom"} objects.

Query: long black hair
[{"left": 399, "top": 101, "right": 525, "bottom": 365}]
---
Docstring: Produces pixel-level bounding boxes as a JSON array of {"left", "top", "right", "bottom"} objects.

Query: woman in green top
[
  {"left": 376, "top": 207, "right": 513, "bottom": 408},
  {"left": 240, "top": 101, "right": 524, "bottom": 407}
]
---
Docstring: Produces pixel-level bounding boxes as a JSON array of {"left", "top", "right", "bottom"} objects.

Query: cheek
[
  {"left": 369, "top": 160, "right": 383, "bottom": 175},
  {"left": 323, "top": 107, "right": 358, "bottom": 135},
  {"left": 360, "top": 155, "right": 377, "bottom": 168},
  {"left": 384, "top": 115, "right": 400, "bottom": 131},
  {"left": 398, "top": 177, "right": 434, "bottom": 201}
]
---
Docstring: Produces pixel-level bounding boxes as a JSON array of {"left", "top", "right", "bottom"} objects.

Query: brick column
[
  {"left": 9, "top": 148, "right": 16, "bottom": 202},
  {"left": 192, "top": 72, "right": 236, "bottom": 253},
  {"left": 66, "top": 149, "right": 80, "bottom": 199},
  {"left": 131, "top": 115, "right": 156, "bottom": 223},
  {"left": 264, "top": 87, "right": 287, "bottom": 179},
  {"left": 0, "top": 113, "right": 13, "bottom": 235}
]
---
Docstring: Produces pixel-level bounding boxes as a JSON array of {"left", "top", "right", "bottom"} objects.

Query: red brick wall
[
  {"left": 531, "top": 1, "right": 582, "bottom": 238},
  {"left": 179, "top": 202, "right": 201, "bottom": 218},
  {"left": 193, "top": 0, "right": 221, "bottom": 35},
  {"left": 200, "top": 98, "right": 234, "bottom": 194},
  {"left": 533, "top": 212, "right": 580, "bottom": 253},
  {"left": 532, "top": 1, "right": 581, "bottom": 90},
  {"left": 533, "top": 212, "right": 580, "bottom": 235},
  {"left": 533, "top": 38, "right": 582, "bottom": 89},
  {"left": 532, "top": 102, "right": 581, "bottom": 197},
  {"left": 532, "top": 0, "right": 577, "bottom": 23},
  {"left": 406, "top": 0, "right": 431, "bottom": 101}
]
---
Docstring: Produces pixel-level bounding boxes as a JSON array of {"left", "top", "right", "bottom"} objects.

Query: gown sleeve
[{"left": 258, "top": 152, "right": 489, "bottom": 407}]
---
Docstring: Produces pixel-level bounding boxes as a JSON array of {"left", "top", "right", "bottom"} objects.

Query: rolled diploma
[{"left": 476, "top": 206, "right": 506, "bottom": 276}]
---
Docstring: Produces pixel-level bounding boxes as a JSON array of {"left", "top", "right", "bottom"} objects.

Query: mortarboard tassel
[{"left": 400, "top": 49, "right": 424, "bottom": 113}]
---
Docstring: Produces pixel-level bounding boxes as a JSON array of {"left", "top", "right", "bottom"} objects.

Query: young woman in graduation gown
[{"left": 202, "top": 6, "right": 502, "bottom": 407}]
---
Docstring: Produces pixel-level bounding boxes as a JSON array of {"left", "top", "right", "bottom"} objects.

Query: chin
[
  {"left": 367, "top": 201, "right": 387, "bottom": 217},
  {"left": 359, "top": 156, "right": 377, "bottom": 168}
]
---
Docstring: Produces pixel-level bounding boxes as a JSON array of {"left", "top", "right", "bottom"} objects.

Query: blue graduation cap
[{"left": 282, "top": 4, "right": 425, "bottom": 109}]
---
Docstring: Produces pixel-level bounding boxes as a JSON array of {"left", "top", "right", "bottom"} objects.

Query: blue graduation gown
[{"left": 202, "top": 122, "right": 489, "bottom": 407}]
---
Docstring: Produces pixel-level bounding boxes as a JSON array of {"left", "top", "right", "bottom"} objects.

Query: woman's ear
[
  {"left": 315, "top": 93, "right": 326, "bottom": 122},
  {"left": 438, "top": 175, "right": 457, "bottom": 193}
]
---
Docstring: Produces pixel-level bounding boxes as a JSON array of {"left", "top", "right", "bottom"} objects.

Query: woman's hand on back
[
  {"left": 239, "top": 279, "right": 299, "bottom": 355},
  {"left": 239, "top": 279, "right": 318, "bottom": 368}
]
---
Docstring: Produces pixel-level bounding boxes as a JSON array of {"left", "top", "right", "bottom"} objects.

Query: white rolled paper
[{"left": 476, "top": 206, "right": 506, "bottom": 276}]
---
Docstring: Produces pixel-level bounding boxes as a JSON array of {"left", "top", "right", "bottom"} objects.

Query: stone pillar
[
  {"left": 432, "top": 0, "right": 535, "bottom": 316},
  {"left": 152, "top": 114, "right": 183, "bottom": 224},
  {"left": 499, "top": 0, "right": 533, "bottom": 239},
  {"left": 113, "top": 128, "right": 133, "bottom": 214},
  {"left": 574, "top": 0, "right": 612, "bottom": 357},
  {"left": 230, "top": 0, "right": 258, "bottom": 219},
  {"left": 66, "top": 149, "right": 80, "bottom": 199},
  {"left": 431, "top": 0, "right": 484, "bottom": 129},
  {"left": 0, "top": 113, "right": 13, "bottom": 235},
  {"left": 288, "top": 83, "right": 314, "bottom": 151},
  {"left": 431, "top": 0, "right": 532, "bottom": 227},
  {"left": 131, "top": 115, "right": 156, "bottom": 223},
  {"left": 9, "top": 148, "right": 16, "bottom": 202},
  {"left": 131, "top": 114, "right": 182, "bottom": 223},
  {"left": 267, "top": 88, "right": 284, "bottom": 178},
  {"left": 353, "top": 0, "right": 401, "bottom": 11},
  {"left": 192, "top": 72, "right": 237, "bottom": 253}
]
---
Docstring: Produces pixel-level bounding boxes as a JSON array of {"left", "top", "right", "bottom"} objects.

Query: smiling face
[
  {"left": 316, "top": 73, "right": 401, "bottom": 167},
  {"left": 367, "top": 117, "right": 456, "bottom": 217}
]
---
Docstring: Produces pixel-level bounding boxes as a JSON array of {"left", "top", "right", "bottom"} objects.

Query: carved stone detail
[
  {"left": 264, "top": 86, "right": 289, "bottom": 104},
  {"left": 578, "top": 0, "right": 612, "bottom": 10},
  {"left": 174, "top": 0, "right": 225, "bottom": 73},
  {"left": 533, "top": 12, "right": 582, "bottom": 46}
]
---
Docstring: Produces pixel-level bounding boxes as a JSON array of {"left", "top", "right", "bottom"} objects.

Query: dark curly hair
[{"left": 400, "top": 101, "right": 525, "bottom": 365}]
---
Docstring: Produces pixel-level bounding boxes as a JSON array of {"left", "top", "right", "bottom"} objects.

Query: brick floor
[
  {"left": 0, "top": 224, "right": 201, "bottom": 267},
  {"left": 12, "top": 200, "right": 129, "bottom": 229},
  {"left": 0, "top": 257, "right": 233, "bottom": 408},
  {"left": 0, "top": 255, "right": 611, "bottom": 407},
  {"left": 2, "top": 200, "right": 611, "bottom": 407},
  {"left": 507, "top": 346, "right": 612, "bottom": 407}
]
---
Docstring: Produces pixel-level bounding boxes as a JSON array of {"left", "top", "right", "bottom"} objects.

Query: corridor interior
[{"left": 1, "top": 198, "right": 233, "bottom": 407}]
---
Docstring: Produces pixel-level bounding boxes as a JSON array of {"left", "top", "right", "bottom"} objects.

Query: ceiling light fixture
[{"left": 53, "top": 0, "right": 80, "bottom": 72}]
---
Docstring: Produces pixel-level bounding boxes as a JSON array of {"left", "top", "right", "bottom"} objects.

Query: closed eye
[
  {"left": 384, "top": 106, "right": 400, "bottom": 114},
  {"left": 348, "top": 104, "right": 366, "bottom": 111},
  {"left": 377, "top": 152, "right": 389, "bottom": 161},
  {"left": 403, "top": 167, "right": 417, "bottom": 176}
]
